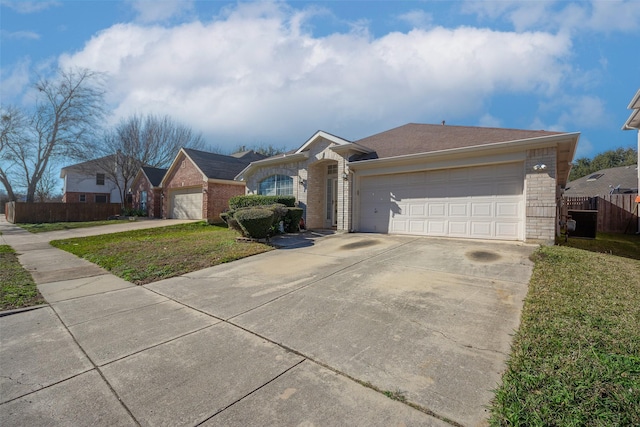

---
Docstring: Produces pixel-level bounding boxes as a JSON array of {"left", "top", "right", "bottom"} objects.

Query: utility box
[{"left": 568, "top": 210, "right": 598, "bottom": 239}]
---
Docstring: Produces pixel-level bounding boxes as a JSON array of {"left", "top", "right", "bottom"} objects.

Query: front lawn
[
  {"left": 0, "top": 245, "right": 46, "bottom": 310},
  {"left": 490, "top": 244, "right": 640, "bottom": 426},
  {"left": 18, "top": 219, "right": 130, "bottom": 233},
  {"left": 50, "top": 222, "right": 272, "bottom": 285}
]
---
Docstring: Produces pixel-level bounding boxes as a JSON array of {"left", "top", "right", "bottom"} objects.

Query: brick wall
[
  {"left": 162, "top": 156, "right": 205, "bottom": 218},
  {"left": 206, "top": 182, "right": 245, "bottom": 223},
  {"left": 525, "top": 147, "right": 557, "bottom": 243}
]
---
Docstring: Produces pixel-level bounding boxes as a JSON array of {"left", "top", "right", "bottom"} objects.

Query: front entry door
[{"left": 326, "top": 178, "right": 338, "bottom": 227}]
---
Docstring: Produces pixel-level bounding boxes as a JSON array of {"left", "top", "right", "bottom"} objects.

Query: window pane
[
  {"left": 258, "top": 175, "right": 293, "bottom": 196},
  {"left": 96, "top": 173, "right": 105, "bottom": 185}
]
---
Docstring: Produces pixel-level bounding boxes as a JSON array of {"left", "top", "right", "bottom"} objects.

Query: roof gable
[
  {"left": 295, "top": 130, "right": 352, "bottom": 154},
  {"left": 141, "top": 167, "right": 167, "bottom": 187}
]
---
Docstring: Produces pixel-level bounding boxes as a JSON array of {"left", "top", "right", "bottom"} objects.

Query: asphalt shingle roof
[
  {"left": 141, "top": 167, "right": 167, "bottom": 187},
  {"left": 352, "top": 123, "right": 564, "bottom": 160},
  {"left": 564, "top": 165, "right": 638, "bottom": 197},
  {"left": 183, "top": 148, "right": 266, "bottom": 180}
]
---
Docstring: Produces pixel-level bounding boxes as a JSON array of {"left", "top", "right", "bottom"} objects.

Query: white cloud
[
  {"left": 478, "top": 114, "right": 502, "bottom": 128},
  {"left": 463, "top": 0, "right": 640, "bottom": 34},
  {"left": 59, "top": 2, "right": 575, "bottom": 148},
  {"left": 0, "top": 58, "right": 32, "bottom": 102},
  {"left": 0, "top": 0, "right": 60, "bottom": 13},
  {"left": 127, "top": 0, "right": 194, "bottom": 23},
  {"left": 397, "top": 10, "right": 433, "bottom": 29},
  {"left": 0, "top": 29, "right": 40, "bottom": 40}
]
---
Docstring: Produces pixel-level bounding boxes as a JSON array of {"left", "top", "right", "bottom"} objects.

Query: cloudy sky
[{"left": 1, "top": 0, "right": 639, "bottom": 158}]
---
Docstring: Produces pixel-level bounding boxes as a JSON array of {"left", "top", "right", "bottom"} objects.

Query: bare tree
[
  {"left": 0, "top": 68, "right": 105, "bottom": 202},
  {"left": 232, "top": 143, "right": 287, "bottom": 157},
  {"left": 98, "top": 114, "right": 205, "bottom": 205},
  {"left": 0, "top": 106, "right": 27, "bottom": 201},
  {"left": 34, "top": 165, "right": 59, "bottom": 202}
]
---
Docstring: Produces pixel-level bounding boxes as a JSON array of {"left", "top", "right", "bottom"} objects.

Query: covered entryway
[
  {"left": 169, "top": 188, "right": 203, "bottom": 219},
  {"left": 358, "top": 162, "right": 524, "bottom": 240}
]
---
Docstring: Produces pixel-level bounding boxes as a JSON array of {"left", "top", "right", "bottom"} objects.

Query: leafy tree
[
  {"left": 0, "top": 68, "right": 105, "bottom": 202},
  {"left": 569, "top": 147, "right": 637, "bottom": 181},
  {"left": 97, "top": 114, "right": 205, "bottom": 205}
]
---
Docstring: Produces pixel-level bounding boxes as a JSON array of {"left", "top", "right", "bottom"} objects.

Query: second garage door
[
  {"left": 358, "top": 163, "right": 524, "bottom": 240},
  {"left": 169, "top": 188, "right": 203, "bottom": 219}
]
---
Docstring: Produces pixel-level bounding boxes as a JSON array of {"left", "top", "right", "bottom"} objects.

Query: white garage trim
[
  {"left": 169, "top": 187, "right": 203, "bottom": 219},
  {"left": 356, "top": 162, "right": 524, "bottom": 240}
]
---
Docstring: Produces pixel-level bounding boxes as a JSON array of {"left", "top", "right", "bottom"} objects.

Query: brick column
[{"left": 525, "top": 148, "right": 557, "bottom": 244}]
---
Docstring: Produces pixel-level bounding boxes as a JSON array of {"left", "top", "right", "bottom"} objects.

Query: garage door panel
[
  {"left": 471, "top": 222, "right": 492, "bottom": 237},
  {"left": 496, "top": 202, "right": 520, "bottom": 217},
  {"left": 471, "top": 202, "right": 493, "bottom": 217},
  {"left": 358, "top": 162, "right": 524, "bottom": 240},
  {"left": 448, "top": 222, "right": 468, "bottom": 235},
  {"left": 449, "top": 203, "right": 468, "bottom": 216},
  {"left": 170, "top": 189, "right": 203, "bottom": 220},
  {"left": 427, "top": 221, "right": 447, "bottom": 234},
  {"left": 496, "top": 222, "right": 519, "bottom": 238},
  {"left": 428, "top": 203, "right": 446, "bottom": 216}
]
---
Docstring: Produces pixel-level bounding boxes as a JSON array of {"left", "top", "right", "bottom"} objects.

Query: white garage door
[
  {"left": 169, "top": 188, "right": 203, "bottom": 219},
  {"left": 359, "top": 163, "right": 524, "bottom": 240}
]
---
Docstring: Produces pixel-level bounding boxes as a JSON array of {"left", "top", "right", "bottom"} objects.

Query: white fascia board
[
  {"left": 234, "top": 152, "right": 309, "bottom": 181},
  {"left": 623, "top": 108, "right": 640, "bottom": 130},
  {"left": 207, "top": 178, "right": 246, "bottom": 186},
  {"left": 627, "top": 88, "right": 640, "bottom": 109},
  {"left": 348, "top": 133, "right": 580, "bottom": 171},
  {"left": 294, "top": 131, "right": 351, "bottom": 154}
]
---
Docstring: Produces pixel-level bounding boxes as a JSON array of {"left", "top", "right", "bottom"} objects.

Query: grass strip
[
  {"left": 50, "top": 222, "right": 272, "bottom": 285},
  {"left": 0, "top": 245, "right": 46, "bottom": 310},
  {"left": 17, "top": 219, "right": 131, "bottom": 233},
  {"left": 490, "top": 244, "right": 640, "bottom": 426}
]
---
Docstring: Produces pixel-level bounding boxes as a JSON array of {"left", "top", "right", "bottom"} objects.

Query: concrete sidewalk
[{"left": 0, "top": 216, "right": 535, "bottom": 426}]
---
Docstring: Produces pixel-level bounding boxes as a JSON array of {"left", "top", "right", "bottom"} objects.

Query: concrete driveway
[{"left": 0, "top": 220, "right": 536, "bottom": 426}]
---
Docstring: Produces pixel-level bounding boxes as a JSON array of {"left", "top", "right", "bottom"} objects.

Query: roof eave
[
  {"left": 348, "top": 132, "right": 580, "bottom": 170},
  {"left": 294, "top": 130, "right": 352, "bottom": 154},
  {"left": 330, "top": 142, "right": 374, "bottom": 155},
  {"left": 234, "top": 152, "right": 309, "bottom": 181}
]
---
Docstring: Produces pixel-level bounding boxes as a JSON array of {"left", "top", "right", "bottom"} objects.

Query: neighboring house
[
  {"left": 160, "top": 148, "right": 266, "bottom": 221},
  {"left": 130, "top": 167, "right": 167, "bottom": 218},
  {"left": 236, "top": 123, "right": 580, "bottom": 243},
  {"left": 564, "top": 165, "right": 638, "bottom": 197},
  {"left": 61, "top": 155, "right": 123, "bottom": 204}
]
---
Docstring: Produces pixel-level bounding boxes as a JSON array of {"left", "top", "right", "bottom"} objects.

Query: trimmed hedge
[
  {"left": 229, "top": 195, "right": 296, "bottom": 209},
  {"left": 234, "top": 208, "right": 275, "bottom": 239},
  {"left": 284, "top": 207, "right": 303, "bottom": 232}
]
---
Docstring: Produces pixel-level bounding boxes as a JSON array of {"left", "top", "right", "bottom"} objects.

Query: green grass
[
  {"left": 0, "top": 245, "right": 46, "bottom": 311},
  {"left": 50, "top": 222, "right": 272, "bottom": 285},
  {"left": 558, "top": 232, "right": 640, "bottom": 260},
  {"left": 18, "top": 219, "right": 130, "bottom": 233},
  {"left": 490, "top": 245, "right": 640, "bottom": 426}
]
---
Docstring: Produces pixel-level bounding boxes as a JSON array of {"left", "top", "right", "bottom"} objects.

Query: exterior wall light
[
  {"left": 342, "top": 172, "right": 349, "bottom": 180},
  {"left": 533, "top": 164, "right": 547, "bottom": 171}
]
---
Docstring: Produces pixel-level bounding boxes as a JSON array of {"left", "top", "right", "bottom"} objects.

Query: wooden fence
[
  {"left": 5, "top": 202, "right": 122, "bottom": 224},
  {"left": 563, "top": 195, "right": 638, "bottom": 234}
]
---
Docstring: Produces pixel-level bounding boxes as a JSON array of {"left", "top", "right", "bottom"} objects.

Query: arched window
[{"left": 258, "top": 175, "right": 293, "bottom": 196}]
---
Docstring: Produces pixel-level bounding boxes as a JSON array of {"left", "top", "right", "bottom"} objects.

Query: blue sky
[{"left": 1, "top": 0, "right": 639, "bottom": 159}]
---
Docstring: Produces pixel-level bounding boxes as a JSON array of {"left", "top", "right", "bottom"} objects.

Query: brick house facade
[
  {"left": 159, "top": 148, "right": 265, "bottom": 222},
  {"left": 237, "top": 124, "right": 580, "bottom": 244}
]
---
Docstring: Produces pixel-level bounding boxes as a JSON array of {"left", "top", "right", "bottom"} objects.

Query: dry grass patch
[{"left": 51, "top": 222, "right": 272, "bottom": 285}]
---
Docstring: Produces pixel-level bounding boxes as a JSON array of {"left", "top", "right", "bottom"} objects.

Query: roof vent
[{"left": 586, "top": 173, "right": 604, "bottom": 181}]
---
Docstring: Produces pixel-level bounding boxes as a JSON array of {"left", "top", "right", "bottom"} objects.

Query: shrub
[
  {"left": 229, "top": 195, "right": 296, "bottom": 209},
  {"left": 220, "top": 210, "right": 245, "bottom": 236},
  {"left": 284, "top": 207, "right": 304, "bottom": 232},
  {"left": 234, "top": 208, "right": 275, "bottom": 239}
]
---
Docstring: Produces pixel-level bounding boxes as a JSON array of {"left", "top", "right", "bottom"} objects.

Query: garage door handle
[{"left": 374, "top": 208, "right": 377, "bottom": 213}]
